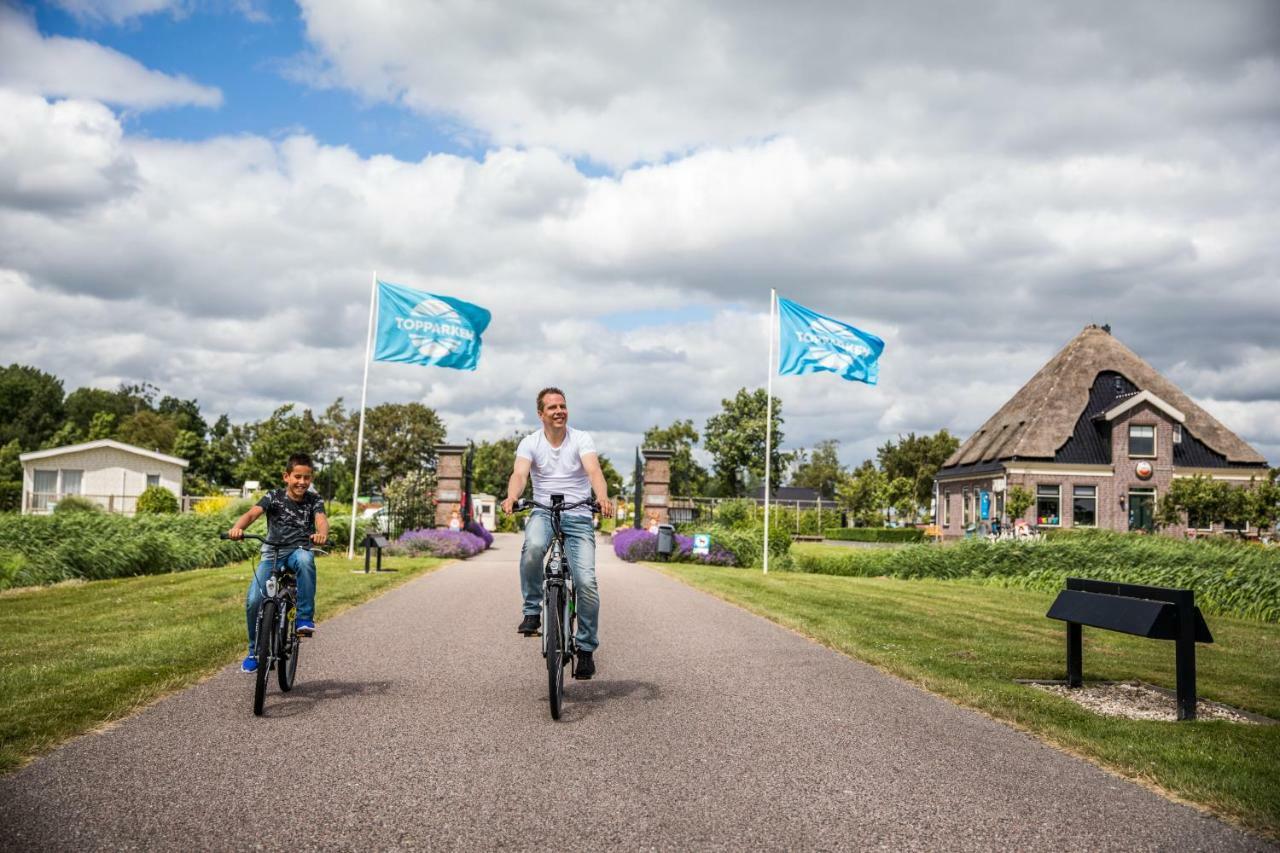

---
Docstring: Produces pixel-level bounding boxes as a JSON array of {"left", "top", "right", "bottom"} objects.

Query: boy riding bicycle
[
  {"left": 227, "top": 452, "right": 329, "bottom": 673},
  {"left": 502, "top": 388, "right": 613, "bottom": 679}
]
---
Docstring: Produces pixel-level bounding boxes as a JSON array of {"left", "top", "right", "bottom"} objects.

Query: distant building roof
[
  {"left": 751, "top": 486, "right": 821, "bottom": 502},
  {"left": 19, "top": 439, "right": 190, "bottom": 468},
  {"left": 942, "top": 325, "right": 1266, "bottom": 470}
]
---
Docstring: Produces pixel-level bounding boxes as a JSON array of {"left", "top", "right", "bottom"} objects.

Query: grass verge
[
  {"left": 0, "top": 554, "right": 444, "bottom": 773},
  {"left": 655, "top": 563, "right": 1280, "bottom": 839}
]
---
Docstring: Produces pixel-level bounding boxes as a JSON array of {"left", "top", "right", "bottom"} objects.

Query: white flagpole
[
  {"left": 348, "top": 271, "right": 378, "bottom": 560},
  {"left": 763, "top": 288, "right": 777, "bottom": 574}
]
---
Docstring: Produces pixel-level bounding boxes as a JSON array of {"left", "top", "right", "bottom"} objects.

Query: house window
[
  {"left": 1189, "top": 506, "right": 1213, "bottom": 531},
  {"left": 146, "top": 474, "right": 160, "bottom": 489},
  {"left": 962, "top": 487, "right": 971, "bottom": 526},
  {"left": 1172, "top": 424, "right": 1182, "bottom": 444},
  {"left": 1036, "top": 484, "right": 1061, "bottom": 526},
  {"left": 1072, "top": 485, "right": 1097, "bottom": 527},
  {"left": 1129, "top": 424, "right": 1156, "bottom": 457},
  {"left": 943, "top": 489, "right": 952, "bottom": 526},
  {"left": 61, "top": 469, "right": 83, "bottom": 495},
  {"left": 34, "top": 469, "right": 58, "bottom": 494}
]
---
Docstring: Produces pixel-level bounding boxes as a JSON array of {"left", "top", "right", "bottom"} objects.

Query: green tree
[
  {"left": 1006, "top": 485, "right": 1034, "bottom": 524},
  {"left": 703, "top": 388, "right": 785, "bottom": 497},
  {"left": 157, "top": 395, "right": 208, "bottom": 438},
  {"left": 87, "top": 411, "right": 117, "bottom": 440},
  {"left": 643, "top": 419, "right": 710, "bottom": 497},
  {"left": 63, "top": 387, "right": 135, "bottom": 434},
  {"left": 877, "top": 430, "right": 960, "bottom": 510},
  {"left": 790, "top": 439, "right": 844, "bottom": 500},
  {"left": 361, "top": 402, "right": 447, "bottom": 489},
  {"left": 0, "top": 364, "right": 65, "bottom": 450},
  {"left": 836, "top": 461, "right": 886, "bottom": 527},
  {"left": 238, "top": 404, "right": 325, "bottom": 487},
  {"left": 886, "top": 476, "right": 917, "bottom": 524},
  {"left": 470, "top": 434, "right": 525, "bottom": 498},
  {"left": 117, "top": 410, "right": 178, "bottom": 453},
  {"left": 198, "top": 414, "right": 244, "bottom": 487},
  {"left": 40, "top": 420, "right": 83, "bottom": 449},
  {"left": 0, "top": 439, "right": 22, "bottom": 512},
  {"left": 597, "top": 454, "right": 624, "bottom": 497},
  {"left": 171, "top": 429, "right": 204, "bottom": 470}
]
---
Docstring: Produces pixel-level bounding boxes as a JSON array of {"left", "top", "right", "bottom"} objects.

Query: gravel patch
[{"left": 1029, "top": 680, "right": 1269, "bottom": 724}]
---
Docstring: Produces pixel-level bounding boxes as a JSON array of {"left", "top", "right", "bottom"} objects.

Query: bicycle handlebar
[
  {"left": 220, "top": 532, "right": 331, "bottom": 549},
  {"left": 512, "top": 497, "right": 600, "bottom": 514}
]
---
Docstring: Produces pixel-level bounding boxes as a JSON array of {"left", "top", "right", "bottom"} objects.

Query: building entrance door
[{"left": 1128, "top": 488, "right": 1155, "bottom": 533}]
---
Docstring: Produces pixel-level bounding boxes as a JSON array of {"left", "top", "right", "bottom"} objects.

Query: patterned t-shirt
[{"left": 255, "top": 488, "right": 326, "bottom": 554}]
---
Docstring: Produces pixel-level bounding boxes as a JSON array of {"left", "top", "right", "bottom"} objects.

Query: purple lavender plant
[
  {"left": 612, "top": 527, "right": 738, "bottom": 566},
  {"left": 464, "top": 519, "right": 494, "bottom": 549},
  {"left": 392, "top": 528, "right": 487, "bottom": 559}
]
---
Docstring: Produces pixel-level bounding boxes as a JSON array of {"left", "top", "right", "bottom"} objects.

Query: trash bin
[{"left": 656, "top": 524, "right": 676, "bottom": 561}]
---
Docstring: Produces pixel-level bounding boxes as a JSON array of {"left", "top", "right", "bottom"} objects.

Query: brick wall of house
[{"left": 1107, "top": 401, "right": 1178, "bottom": 534}]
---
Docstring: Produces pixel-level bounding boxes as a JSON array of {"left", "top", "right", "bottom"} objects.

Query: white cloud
[
  {"left": 0, "top": 5, "right": 221, "bottom": 110},
  {"left": 294, "top": 0, "right": 1280, "bottom": 168},
  {"left": 48, "top": 0, "right": 185, "bottom": 25},
  {"left": 0, "top": 91, "right": 137, "bottom": 211}
]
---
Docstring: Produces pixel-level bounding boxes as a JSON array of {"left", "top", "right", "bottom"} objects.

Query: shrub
[
  {"left": 387, "top": 528, "right": 486, "bottom": 560},
  {"left": 51, "top": 495, "right": 103, "bottom": 515},
  {"left": 823, "top": 527, "right": 923, "bottom": 543},
  {"left": 713, "top": 499, "right": 758, "bottom": 528},
  {"left": 325, "top": 514, "right": 368, "bottom": 553},
  {"left": 464, "top": 519, "right": 494, "bottom": 548},
  {"left": 136, "top": 486, "right": 179, "bottom": 514},
  {"left": 193, "top": 495, "right": 234, "bottom": 515},
  {"left": 789, "top": 529, "right": 1280, "bottom": 622}
]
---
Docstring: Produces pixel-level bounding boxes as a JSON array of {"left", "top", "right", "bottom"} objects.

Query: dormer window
[
  {"left": 1173, "top": 424, "right": 1182, "bottom": 444},
  {"left": 1129, "top": 424, "right": 1156, "bottom": 457}
]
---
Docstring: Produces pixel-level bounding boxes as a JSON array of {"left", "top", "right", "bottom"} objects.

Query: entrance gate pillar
[
  {"left": 434, "top": 444, "right": 467, "bottom": 528},
  {"left": 641, "top": 448, "right": 673, "bottom": 526}
]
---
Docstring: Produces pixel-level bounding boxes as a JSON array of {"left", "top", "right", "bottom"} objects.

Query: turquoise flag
[
  {"left": 373, "top": 281, "right": 491, "bottom": 371},
  {"left": 777, "top": 297, "right": 884, "bottom": 385}
]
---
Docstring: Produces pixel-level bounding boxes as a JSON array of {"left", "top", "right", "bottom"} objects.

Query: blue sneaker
[
  {"left": 241, "top": 655, "right": 258, "bottom": 673},
  {"left": 296, "top": 619, "right": 315, "bottom": 636}
]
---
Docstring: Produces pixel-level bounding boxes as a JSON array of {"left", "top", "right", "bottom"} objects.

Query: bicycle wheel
[
  {"left": 545, "top": 585, "right": 564, "bottom": 720},
  {"left": 253, "top": 599, "right": 276, "bottom": 716},
  {"left": 277, "top": 603, "right": 298, "bottom": 692}
]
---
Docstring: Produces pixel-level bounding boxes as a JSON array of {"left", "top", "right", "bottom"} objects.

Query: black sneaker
[
  {"left": 517, "top": 614, "right": 540, "bottom": 635},
  {"left": 574, "top": 650, "right": 595, "bottom": 680}
]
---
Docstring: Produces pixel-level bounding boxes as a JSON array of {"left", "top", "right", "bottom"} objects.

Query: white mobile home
[{"left": 19, "top": 439, "right": 188, "bottom": 515}]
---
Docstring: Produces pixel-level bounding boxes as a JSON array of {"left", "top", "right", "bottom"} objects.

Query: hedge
[
  {"left": 822, "top": 527, "right": 924, "bottom": 543},
  {"left": 788, "top": 529, "right": 1280, "bottom": 622}
]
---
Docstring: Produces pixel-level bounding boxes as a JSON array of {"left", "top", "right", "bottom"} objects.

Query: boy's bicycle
[
  {"left": 513, "top": 495, "right": 599, "bottom": 720},
  {"left": 221, "top": 532, "right": 324, "bottom": 716}
]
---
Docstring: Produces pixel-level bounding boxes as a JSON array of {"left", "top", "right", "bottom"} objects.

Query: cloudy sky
[{"left": 2, "top": 0, "right": 1278, "bottom": 468}]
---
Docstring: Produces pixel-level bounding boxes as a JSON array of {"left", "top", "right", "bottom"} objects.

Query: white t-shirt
[{"left": 516, "top": 427, "right": 597, "bottom": 515}]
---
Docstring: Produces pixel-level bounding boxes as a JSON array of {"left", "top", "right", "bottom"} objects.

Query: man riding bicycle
[{"left": 502, "top": 388, "right": 613, "bottom": 679}]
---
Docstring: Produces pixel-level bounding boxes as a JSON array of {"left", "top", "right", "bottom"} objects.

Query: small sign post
[{"left": 693, "top": 533, "right": 710, "bottom": 556}]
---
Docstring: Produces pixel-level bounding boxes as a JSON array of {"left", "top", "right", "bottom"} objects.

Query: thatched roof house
[{"left": 934, "top": 325, "right": 1268, "bottom": 537}]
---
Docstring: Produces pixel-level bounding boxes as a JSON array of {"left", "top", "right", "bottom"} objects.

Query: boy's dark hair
[
  {"left": 285, "top": 452, "right": 314, "bottom": 473},
  {"left": 536, "top": 387, "right": 566, "bottom": 412}
]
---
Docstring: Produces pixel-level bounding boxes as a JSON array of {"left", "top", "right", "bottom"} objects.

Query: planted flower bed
[
  {"left": 612, "top": 527, "right": 738, "bottom": 567},
  {"left": 388, "top": 528, "right": 489, "bottom": 559}
]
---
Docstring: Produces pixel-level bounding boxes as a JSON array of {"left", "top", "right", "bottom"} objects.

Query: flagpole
[
  {"left": 763, "top": 288, "right": 776, "bottom": 574},
  {"left": 348, "top": 271, "right": 378, "bottom": 560}
]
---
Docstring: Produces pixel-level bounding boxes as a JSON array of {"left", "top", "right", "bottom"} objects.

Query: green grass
[
  {"left": 656, "top": 563, "right": 1280, "bottom": 839},
  {"left": 0, "top": 554, "right": 444, "bottom": 773}
]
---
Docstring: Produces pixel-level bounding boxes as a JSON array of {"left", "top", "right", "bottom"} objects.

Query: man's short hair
[
  {"left": 285, "top": 452, "right": 313, "bottom": 473},
  {"left": 536, "top": 387, "right": 566, "bottom": 412}
]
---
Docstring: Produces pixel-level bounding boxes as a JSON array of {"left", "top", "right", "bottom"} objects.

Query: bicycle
[
  {"left": 512, "top": 494, "right": 599, "bottom": 720},
  {"left": 221, "top": 532, "right": 325, "bottom": 716}
]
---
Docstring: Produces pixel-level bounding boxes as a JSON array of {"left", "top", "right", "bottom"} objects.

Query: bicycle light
[{"left": 265, "top": 577, "right": 278, "bottom": 598}]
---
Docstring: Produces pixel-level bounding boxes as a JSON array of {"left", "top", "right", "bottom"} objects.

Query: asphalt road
[{"left": 1, "top": 533, "right": 1269, "bottom": 851}]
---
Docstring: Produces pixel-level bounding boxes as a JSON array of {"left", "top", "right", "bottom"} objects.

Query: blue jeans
[
  {"left": 245, "top": 548, "right": 316, "bottom": 654},
  {"left": 520, "top": 510, "right": 600, "bottom": 653}
]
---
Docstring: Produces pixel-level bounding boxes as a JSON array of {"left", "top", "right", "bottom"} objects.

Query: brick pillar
[
  {"left": 434, "top": 444, "right": 467, "bottom": 528},
  {"left": 641, "top": 448, "right": 673, "bottom": 525}
]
